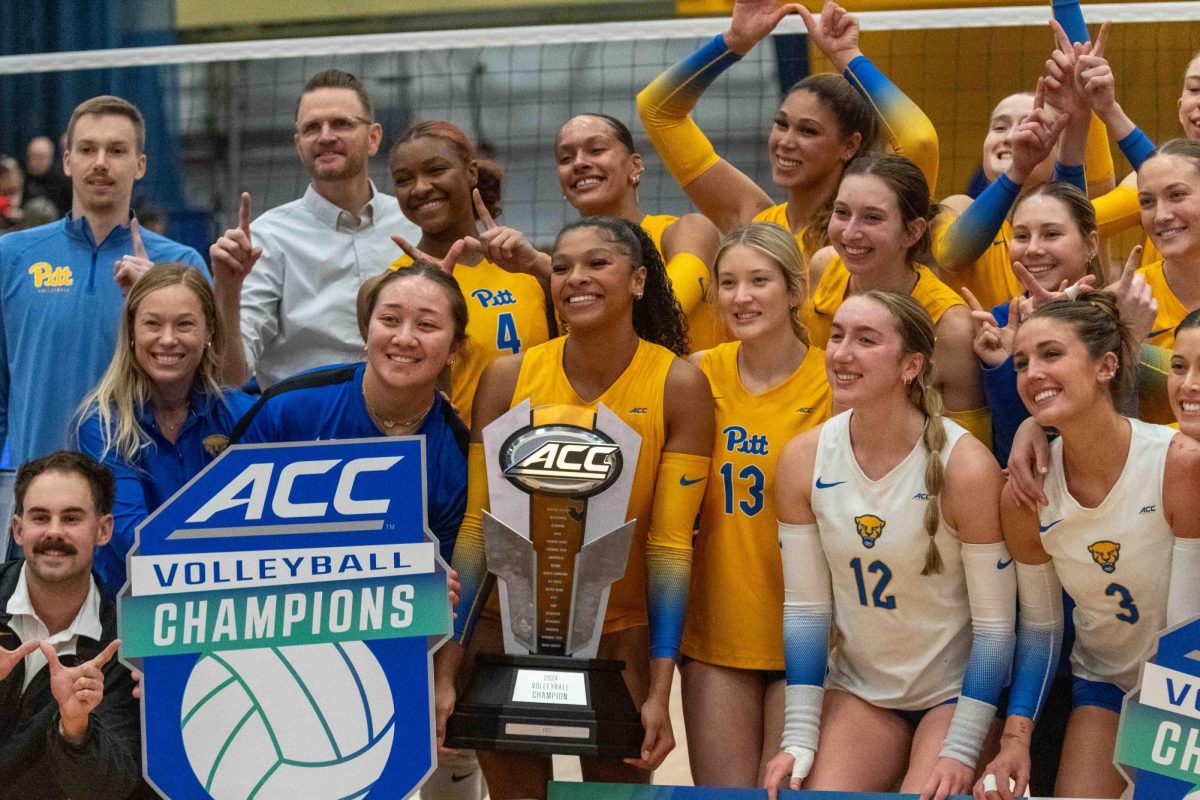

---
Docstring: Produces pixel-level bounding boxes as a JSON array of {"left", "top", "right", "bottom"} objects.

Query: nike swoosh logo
[
  {"left": 451, "top": 772, "right": 476, "bottom": 783},
  {"left": 680, "top": 476, "right": 705, "bottom": 487},
  {"left": 1147, "top": 328, "right": 1172, "bottom": 339},
  {"left": 997, "top": 558, "right": 1013, "bottom": 569},
  {"left": 567, "top": 507, "right": 584, "bottom": 522},
  {"left": 815, "top": 477, "right": 846, "bottom": 489},
  {"left": 1039, "top": 519, "right": 1063, "bottom": 533}
]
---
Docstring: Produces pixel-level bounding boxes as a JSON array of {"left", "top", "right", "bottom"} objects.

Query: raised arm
[
  {"left": 636, "top": 0, "right": 794, "bottom": 231},
  {"left": 801, "top": 1, "right": 939, "bottom": 190},
  {"left": 936, "top": 82, "right": 1066, "bottom": 271}
]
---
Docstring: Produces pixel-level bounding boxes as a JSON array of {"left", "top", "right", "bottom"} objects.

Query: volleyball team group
[{"left": 44, "top": 0, "right": 1200, "bottom": 797}]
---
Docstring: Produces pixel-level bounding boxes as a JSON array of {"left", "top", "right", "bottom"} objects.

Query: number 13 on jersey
[{"left": 719, "top": 462, "right": 764, "bottom": 516}]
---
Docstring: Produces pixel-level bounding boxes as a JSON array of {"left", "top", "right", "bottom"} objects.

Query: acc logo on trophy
[{"left": 500, "top": 423, "right": 623, "bottom": 498}]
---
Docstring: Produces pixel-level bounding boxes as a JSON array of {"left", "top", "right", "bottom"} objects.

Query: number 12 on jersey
[{"left": 851, "top": 558, "right": 896, "bottom": 610}]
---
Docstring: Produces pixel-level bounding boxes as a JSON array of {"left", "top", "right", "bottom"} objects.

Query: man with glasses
[{"left": 210, "top": 69, "right": 419, "bottom": 389}]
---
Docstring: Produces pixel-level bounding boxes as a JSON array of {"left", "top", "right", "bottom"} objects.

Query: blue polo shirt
[
  {"left": 0, "top": 215, "right": 206, "bottom": 467},
  {"left": 74, "top": 389, "right": 256, "bottom": 598},
  {"left": 231, "top": 362, "right": 468, "bottom": 563}
]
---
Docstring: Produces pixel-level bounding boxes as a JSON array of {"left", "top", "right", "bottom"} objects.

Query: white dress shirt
[
  {"left": 239, "top": 182, "right": 421, "bottom": 388},
  {"left": 6, "top": 565, "right": 102, "bottom": 690}
]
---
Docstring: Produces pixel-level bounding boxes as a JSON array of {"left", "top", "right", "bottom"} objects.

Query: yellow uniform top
[
  {"left": 507, "top": 335, "right": 676, "bottom": 633},
  {"left": 640, "top": 213, "right": 728, "bottom": 352},
  {"left": 1137, "top": 260, "right": 1191, "bottom": 350},
  {"left": 752, "top": 202, "right": 814, "bottom": 263},
  {"left": 803, "top": 257, "right": 965, "bottom": 349},
  {"left": 683, "top": 341, "right": 832, "bottom": 669},
  {"left": 1093, "top": 183, "right": 1160, "bottom": 268},
  {"left": 392, "top": 254, "right": 549, "bottom": 425},
  {"left": 932, "top": 215, "right": 1022, "bottom": 312}
]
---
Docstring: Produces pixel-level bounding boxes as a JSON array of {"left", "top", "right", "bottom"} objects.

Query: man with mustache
[
  {"left": 210, "top": 69, "right": 419, "bottom": 390},
  {"left": 0, "top": 451, "right": 140, "bottom": 799},
  {"left": 0, "top": 96, "right": 204, "bottom": 470}
]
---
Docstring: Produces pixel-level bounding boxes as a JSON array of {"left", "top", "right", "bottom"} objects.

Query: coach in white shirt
[{"left": 211, "top": 68, "right": 420, "bottom": 388}]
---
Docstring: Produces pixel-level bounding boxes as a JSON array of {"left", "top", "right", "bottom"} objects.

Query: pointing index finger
[
  {"left": 239, "top": 192, "right": 252, "bottom": 238},
  {"left": 90, "top": 639, "right": 121, "bottom": 669},
  {"left": 473, "top": 188, "right": 496, "bottom": 231},
  {"left": 1093, "top": 20, "right": 1110, "bottom": 60},
  {"left": 960, "top": 285, "right": 985, "bottom": 314},
  {"left": 1049, "top": 18, "right": 1071, "bottom": 52},
  {"left": 130, "top": 218, "right": 148, "bottom": 260}
]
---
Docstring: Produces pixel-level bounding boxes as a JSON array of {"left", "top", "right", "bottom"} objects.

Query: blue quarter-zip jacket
[{"left": 0, "top": 215, "right": 204, "bottom": 467}]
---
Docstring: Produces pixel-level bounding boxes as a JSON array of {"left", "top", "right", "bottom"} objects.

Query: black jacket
[{"left": 0, "top": 559, "right": 141, "bottom": 800}]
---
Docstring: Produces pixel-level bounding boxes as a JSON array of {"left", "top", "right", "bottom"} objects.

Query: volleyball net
[{"left": 0, "top": 2, "right": 1196, "bottom": 245}]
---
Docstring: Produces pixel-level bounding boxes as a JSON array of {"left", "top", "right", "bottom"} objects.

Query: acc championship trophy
[{"left": 445, "top": 400, "right": 644, "bottom": 757}]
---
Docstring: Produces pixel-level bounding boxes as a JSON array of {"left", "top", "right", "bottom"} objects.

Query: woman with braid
[{"left": 764, "top": 291, "right": 1014, "bottom": 800}]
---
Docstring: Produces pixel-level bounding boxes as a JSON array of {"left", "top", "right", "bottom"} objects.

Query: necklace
[
  {"left": 155, "top": 406, "right": 188, "bottom": 436},
  {"left": 362, "top": 384, "right": 433, "bottom": 435}
]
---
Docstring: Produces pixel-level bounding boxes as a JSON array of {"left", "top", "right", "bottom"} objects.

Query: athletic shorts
[{"left": 1071, "top": 676, "right": 1125, "bottom": 713}]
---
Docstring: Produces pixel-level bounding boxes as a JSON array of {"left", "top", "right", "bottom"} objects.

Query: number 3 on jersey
[
  {"left": 1105, "top": 582, "right": 1139, "bottom": 624},
  {"left": 719, "top": 462, "right": 763, "bottom": 516},
  {"left": 496, "top": 312, "right": 521, "bottom": 354}
]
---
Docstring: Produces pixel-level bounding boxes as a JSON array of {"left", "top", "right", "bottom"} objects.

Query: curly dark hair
[{"left": 554, "top": 216, "right": 690, "bottom": 356}]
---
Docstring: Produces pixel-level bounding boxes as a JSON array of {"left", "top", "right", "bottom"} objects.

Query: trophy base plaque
[{"left": 445, "top": 654, "right": 644, "bottom": 758}]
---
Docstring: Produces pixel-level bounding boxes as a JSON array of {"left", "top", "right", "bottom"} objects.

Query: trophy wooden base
[{"left": 445, "top": 653, "right": 644, "bottom": 758}]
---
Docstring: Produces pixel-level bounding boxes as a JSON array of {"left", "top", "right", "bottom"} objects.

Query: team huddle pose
[{"left": 10, "top": 1, "right": 1200, "bottom": 799}]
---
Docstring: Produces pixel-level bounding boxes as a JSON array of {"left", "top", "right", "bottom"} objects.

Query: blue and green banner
[
  {"left": 1115, "top": 615, "right": 1200, "bottom": 799},
  {"left": 119, "top": 438, "right": 451, "bottom": 800}
]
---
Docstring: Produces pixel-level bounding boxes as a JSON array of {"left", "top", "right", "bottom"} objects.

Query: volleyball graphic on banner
[{"left": 180, "top": 642, "right": 395, "bottom": 800}]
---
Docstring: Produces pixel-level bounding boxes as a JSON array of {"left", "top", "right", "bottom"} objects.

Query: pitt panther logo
[
  {"left": 471, "top": 288, "right": 516, "bottom": 308},
  {"left": 854, "top": 515, "right": 886, "bottom": 549},
  {"left": 1088, "top": 540, "right": 1121, "bottom": 573},
  {"left": 28, "top": 261, "right": 73, "bottom": 289}
]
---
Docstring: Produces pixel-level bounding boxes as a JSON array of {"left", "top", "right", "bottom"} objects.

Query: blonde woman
[{"left": 74, "top": 263, "right": 253, "bottom": 597}]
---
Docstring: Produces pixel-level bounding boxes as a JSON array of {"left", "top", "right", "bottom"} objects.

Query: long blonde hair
[
  {"left": 78, "top": 263, "right": 226, "bottom": 463},
  {"left": 864, "top": 289, "right": 946, "bottom": 576}
]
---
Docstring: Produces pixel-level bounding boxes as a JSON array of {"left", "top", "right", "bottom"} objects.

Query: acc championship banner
[
  {"left": 1116, "top": 614, "right": 1200, "bottom": 799},
  {"left": 119, "top": 438, "right": 451, "bottom": 800}
]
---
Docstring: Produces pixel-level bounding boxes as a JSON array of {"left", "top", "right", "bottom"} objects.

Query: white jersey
[
  {"left": 1040, "top": 418, "right": 1176, "bottom": 692},
  {"left": 811, "top": 411, "right": 971, "bottom": 709}
]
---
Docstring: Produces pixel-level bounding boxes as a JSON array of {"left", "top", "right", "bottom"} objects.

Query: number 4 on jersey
[{"left": 496, "top": 312, "right": 521, "bottom": 354}]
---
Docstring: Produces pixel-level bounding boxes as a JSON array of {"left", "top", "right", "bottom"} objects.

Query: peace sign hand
[
  {"left": 45, "top": 638, "right": 121, "bottom": 746},
  {"left": 468, "top": 189, "right": 551, "bottom": 279},
  {"left": 391, "top": 235, "right": 465, "bottom": 277},
  {"left": 0, "top": 638, "right": 42, "bottom": 682},
  {"left": 1013, "top": 260, "right": 1097, "bottom": 321},
  {"left": 1043, "top": 21, "right": 1086, "bottom": 120},
  {"left": 211, "top": 192, "right": 263, "bottom": 287},
  {"left": 1007, "top": 78, "right": 1070, "bottom": 184},
  {"left": 114, "top": 218, "right": 154, "bottom": 294},
  {"left": 1073, "top": 22, "right": 1117, "bottom": 118},
  {"left": 963, "top": 288, "right": 1018, "bottom": 367}
]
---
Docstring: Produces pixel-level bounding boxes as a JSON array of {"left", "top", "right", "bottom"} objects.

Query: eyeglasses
[{"left": 296, "top": 116, "right": 373, "bottom": 140}]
